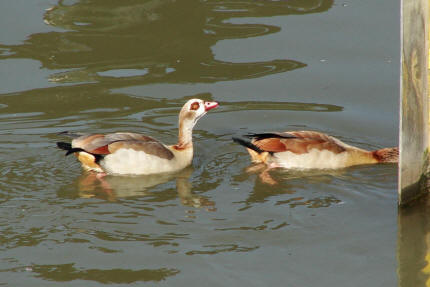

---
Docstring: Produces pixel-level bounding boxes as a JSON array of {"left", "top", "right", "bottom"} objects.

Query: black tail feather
[
  {"left": 232, "top": 137, "right": 265, "bottom": 154},
  {"left": 56, "top": 141, "right": 104, "bottom": 163},
  {"left": 56, "top": 141, "right": 72, "bottom": 151},
  {"left": 245, "top": 132, "right": 296, "bottom": 140},
  {"left": 56, "top": 142, "right": 85, "bottom": 156}
]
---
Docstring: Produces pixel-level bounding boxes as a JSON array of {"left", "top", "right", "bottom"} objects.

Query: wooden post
[{"left": 399, "top": 0, "right": 429, "bottom": 205}]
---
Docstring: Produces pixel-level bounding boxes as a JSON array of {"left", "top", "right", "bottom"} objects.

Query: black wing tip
[
  {"left": 232, "top": 136, "right": 264, "bottom": 154},
  {"left": 57, "top": 141, "right": 71, "bottom": 150},
  {"left": 56, "top": 141, "right": 104, "bottom": 162}
]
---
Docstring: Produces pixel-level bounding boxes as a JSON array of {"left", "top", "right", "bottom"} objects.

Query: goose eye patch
[{"left": 190, "top": 102, "right": 200, "bottom": 110}]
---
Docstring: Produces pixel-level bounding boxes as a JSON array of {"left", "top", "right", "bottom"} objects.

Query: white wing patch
[{"left": 101, "top": 148, "right": 183, "bottom": 175}]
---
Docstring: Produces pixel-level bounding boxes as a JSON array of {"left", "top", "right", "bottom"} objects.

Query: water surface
[{"left": 0, "top": 0, "right": 400, "bottom": 286}]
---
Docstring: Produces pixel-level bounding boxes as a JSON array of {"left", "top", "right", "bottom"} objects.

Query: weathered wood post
[{"left": 399, "top": 0, "right": 429, "bottom": 205}]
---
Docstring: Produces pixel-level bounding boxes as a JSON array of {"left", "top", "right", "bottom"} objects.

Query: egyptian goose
[
  {"left": 233, "top": 131, "right": 398, "bottom": 169},
  {"left": 57, "top": 99, "right": 218, "bottom": 175}
]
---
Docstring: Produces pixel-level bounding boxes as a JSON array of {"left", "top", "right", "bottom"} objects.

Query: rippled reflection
[
  {"left": 58, "top": 167, "right": 215, "bottom": 210},
  {"left": 221, "top": 100, "right": 343, "bottom": 113},
  {"left": 186, "top": 244, "right": 259, "bottom": 255},
  {"left": 234, "top": 165, "right": 357, "bottom": 210}
]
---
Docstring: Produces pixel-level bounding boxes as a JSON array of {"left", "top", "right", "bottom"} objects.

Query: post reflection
[
  {"left": 74, "top": 167, "right": 215, "bottom": 210},
  {"left": 398, "top": 195, "right": 430, "bottom": 287}
]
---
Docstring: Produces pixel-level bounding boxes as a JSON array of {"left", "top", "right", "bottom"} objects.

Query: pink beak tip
[{"left": 205, "top": 101, "right": 219, "bottom": 111}]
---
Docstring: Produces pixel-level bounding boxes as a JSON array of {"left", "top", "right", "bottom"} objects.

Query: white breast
[
  {"left": 101, "top": 148, "right": 188, "bottom": 175},
  {"left": 272, "top": 149, "right": 350, "bottom": 169}
]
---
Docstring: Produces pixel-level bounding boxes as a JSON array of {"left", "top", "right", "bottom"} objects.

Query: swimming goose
[
  {"left": 57, "top": 99, "right": 218, "bottom": 175},
  {"left": 233, "top": 131, "right": 398, "bottom": 169}
]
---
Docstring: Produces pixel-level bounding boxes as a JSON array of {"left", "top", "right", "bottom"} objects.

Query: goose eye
[{"left": 190, "top": 102, "right": 200, "bottom": 111}]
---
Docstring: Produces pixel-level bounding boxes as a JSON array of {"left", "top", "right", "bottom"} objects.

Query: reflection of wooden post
[
  {"left": 399, "top": 0, "right": 429, "bottom": 205},
  {"left": 398, "top": 199, "right": 430, "bottom": 286}
]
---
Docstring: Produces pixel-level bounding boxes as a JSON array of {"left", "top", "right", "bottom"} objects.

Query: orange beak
[{"left": 204, "top": 101, "right": 219, "bottom": 111}]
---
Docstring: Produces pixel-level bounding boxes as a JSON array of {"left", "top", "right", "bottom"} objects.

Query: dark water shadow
[
  {"left": 22, "top": 263, "right": 179, "bottom": 283},
  {"left": 0, "top": 0, "right": 333, "bottom": 93}
]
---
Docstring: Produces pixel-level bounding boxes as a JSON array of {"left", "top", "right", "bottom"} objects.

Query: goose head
[
  {"left": 179, "top": 99, "right": 218, "bottom": 129},
  {"left": 177, "top": 99, "right": 218, "bottom": 147}
]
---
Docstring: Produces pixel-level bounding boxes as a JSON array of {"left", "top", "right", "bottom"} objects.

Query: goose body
[
  {"left": 234, "top": 131, "right": 398, "bottom": 169},
  {"left": 57, "top": 99, "right": 218, "bottom": 175}
]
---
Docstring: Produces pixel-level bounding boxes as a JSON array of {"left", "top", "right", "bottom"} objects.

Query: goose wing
[
  {"left": 72, "top": 132, "right": 174, "bottom": 159},
  {"left": 248, "top": 131, "right": 347, "bottom": 154}
]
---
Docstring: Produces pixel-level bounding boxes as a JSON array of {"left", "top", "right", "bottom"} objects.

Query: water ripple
[{"left": 185, "top": 244, "right": 259, "bottom": 255}]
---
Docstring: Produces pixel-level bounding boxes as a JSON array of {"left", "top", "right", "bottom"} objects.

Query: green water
[{"left": 0, "top": 0, "right": 404, "bottom": 286}]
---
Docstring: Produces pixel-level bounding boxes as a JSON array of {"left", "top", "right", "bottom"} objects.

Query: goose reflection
[
  {"left": 244, "top": 161, "right": 376, "bottom": 186},
  {"left": 243, "top": 162, "right": 346, "bottom": 189},
  {"left": 237, "top": 165, "right": 344, "bottom": 209},
  {"left": 76, "top": 167, "right": 215, "bottom": 210}
]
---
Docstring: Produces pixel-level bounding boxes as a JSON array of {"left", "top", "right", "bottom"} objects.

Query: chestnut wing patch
[
  {"left": 89, "top": 144, "right": 111, "bottom": 155},
  {"left": 252, "top": 131, "right": 346, "bottom": 155},
  {"left": 253, "top": 138, "right": 288, "bottom": 152}
]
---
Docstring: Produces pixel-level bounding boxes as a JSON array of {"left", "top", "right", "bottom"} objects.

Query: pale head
[
  {"left": 177, "top": 98, "right": 218, "bottom": 147},
  {"left": 179, "top": 99, "right": 218, "bottom": 127}
]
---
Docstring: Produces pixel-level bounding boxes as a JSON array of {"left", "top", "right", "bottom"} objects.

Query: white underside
[
  {"left": 271, "top": 149, "right": 350, "bottom": 169},
  {"left": 100, "top": 148, "right": 192, "bottom": 175},
  {"left": 83, "top": 164, "right": 104, "bottom": 173}
]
